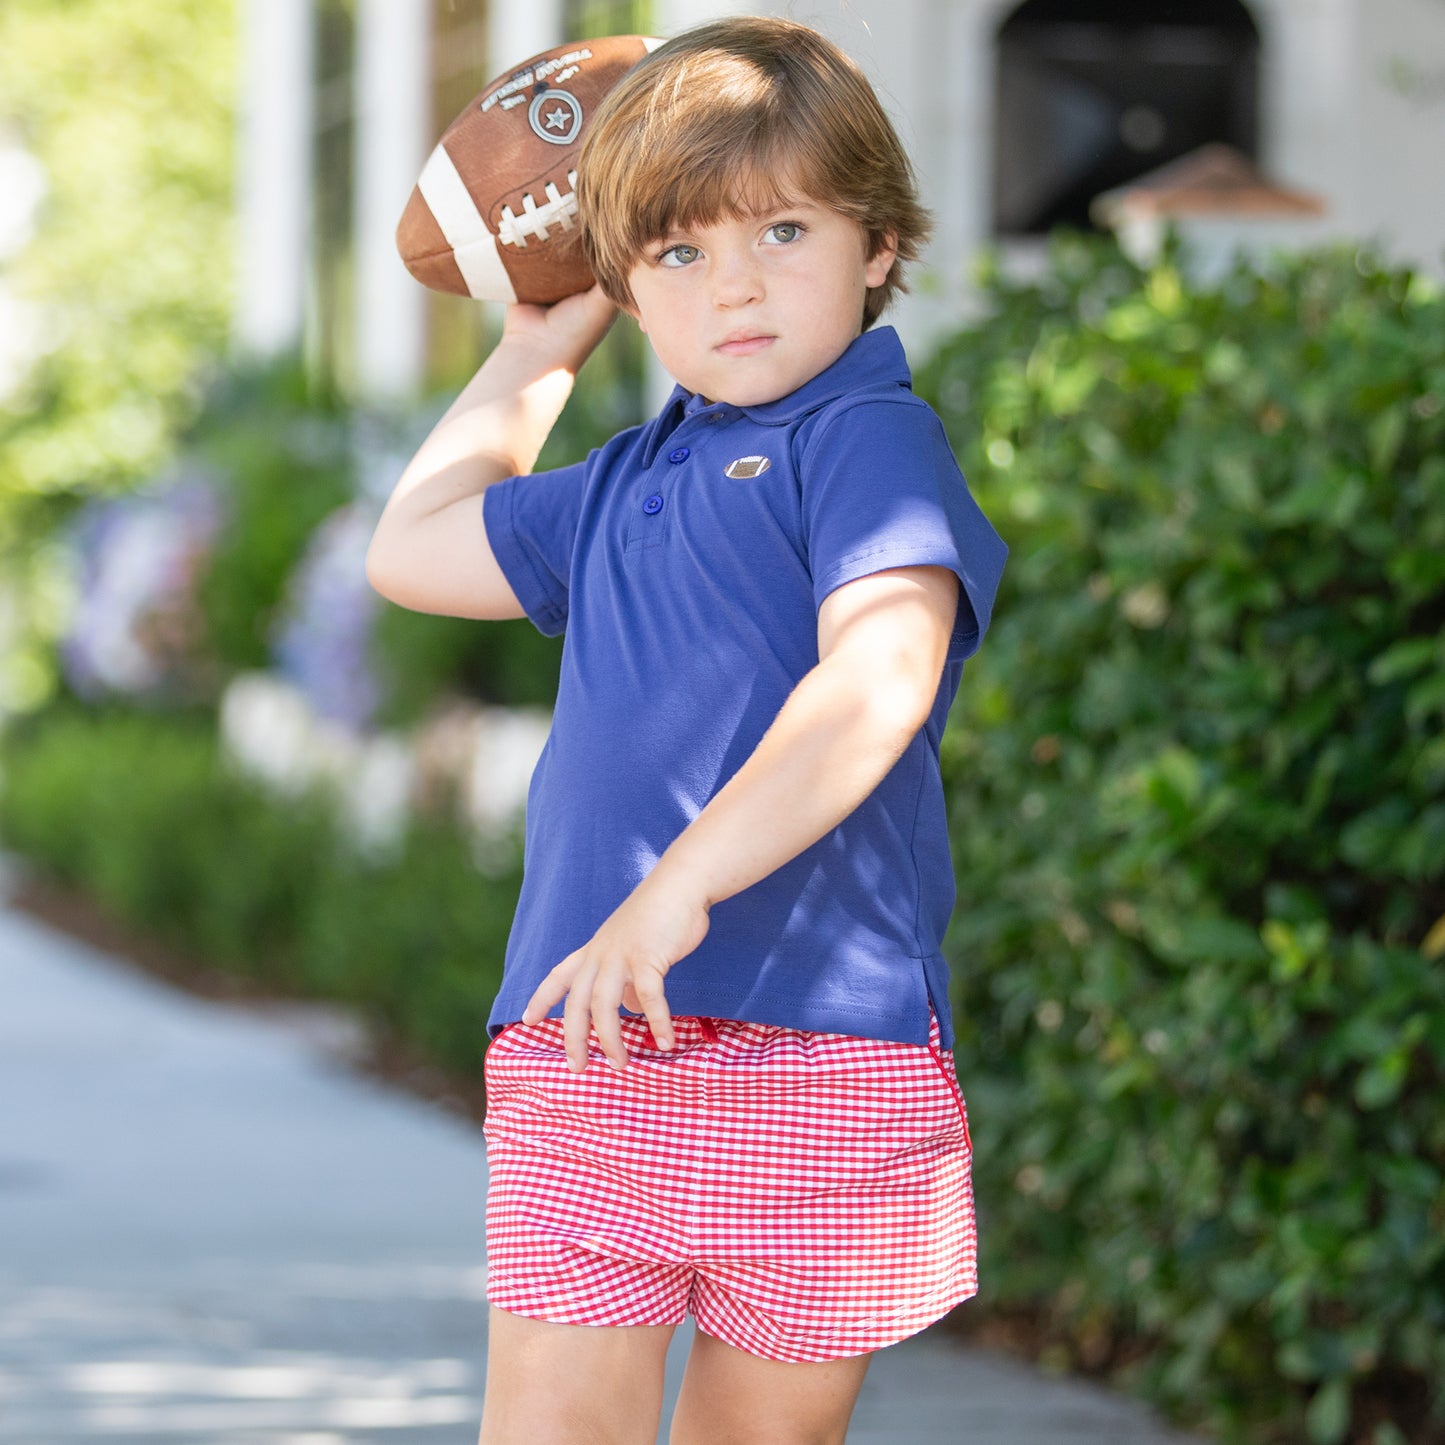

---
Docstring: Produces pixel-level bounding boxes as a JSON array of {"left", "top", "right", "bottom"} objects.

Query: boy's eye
[
  {"left": 659, "top": 243, "right": 700, "bottom": 268},
  {"left": 765, "top": 222, "right": 802, "bottom": 244}
]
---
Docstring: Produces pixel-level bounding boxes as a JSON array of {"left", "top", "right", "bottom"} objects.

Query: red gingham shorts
[{"left": 481, "top": 1011, "right": 977, "bottom": 1363}]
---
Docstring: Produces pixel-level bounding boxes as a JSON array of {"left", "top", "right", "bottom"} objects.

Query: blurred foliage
[
  {"left": 370, "top": 600, "right": 564, "bottom": 719},
  {"left": 188, "top": 360, "right": 355, "bottom": 678},
  {"left": 0, "top": 703, "right": 518, "bottom": 1076},
  {"left": 921, "top": 234, "right": 1445, "bottom": 1445},
  {"left": 0, "top": 0, "right": 237, "bottom": 711},
  {"left": 41, "top": 318, "right": 649, "bottom": 720},
  {"left": 39, "top": 356, "right": 355, "bottom": 716},
  {"left": 0, "top": 0, "right": 650, "bottom": 720},
  {"left": 565, "top": 0, "right": 654, "bottom": 44}
]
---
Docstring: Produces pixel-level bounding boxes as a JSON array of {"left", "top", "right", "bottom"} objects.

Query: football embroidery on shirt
[{"left": 724, "top": 455, "right": 771, "bottom": 480}]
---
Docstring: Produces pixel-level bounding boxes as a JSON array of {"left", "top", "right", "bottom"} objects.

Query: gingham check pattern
[{"left": 482, "top": 1012, "right": 977, "bottom": 1362}]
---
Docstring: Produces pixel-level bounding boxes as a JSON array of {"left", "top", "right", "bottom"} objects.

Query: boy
[{"left": 366, "top": 18, "right": 1006, "bottom": 1444}]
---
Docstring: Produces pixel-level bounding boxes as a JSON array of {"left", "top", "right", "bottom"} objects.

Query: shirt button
[
  {"left": 643, "top": 493, "right": 664, "bottom": 515},
  {"left": 668, "top": 447, "right": 690, "bottom": 463}
]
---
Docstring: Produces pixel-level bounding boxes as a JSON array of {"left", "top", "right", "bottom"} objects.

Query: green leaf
[
  {"left": 1368, "top": 405, "right": 1408, "bottom": 473},
  {"left": 1355, "top": 1048, "right": 1410, "bottom": 1109},
  {"left": 1368, "top": 636, "right": 1440, "bottom": 685},
  {"left": 1305, "top": 1378, "right": 1351, "bottom": 1445},
  {"left": 1405, "top": 669, "right": 1445, "bottom": 728}
]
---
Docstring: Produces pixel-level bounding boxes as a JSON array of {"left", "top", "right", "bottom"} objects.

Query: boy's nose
[{"left": 710, "top": 253, "right": 763, "bottom": 308}]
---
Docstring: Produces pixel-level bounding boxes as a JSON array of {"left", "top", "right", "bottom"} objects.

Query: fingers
[
  {"left": 567, "top": 959, "right": 666, "bottom": 1073},
  {"left": 554, "top": 285, "right": 618, "bottom": 359},
  {"left": 502, "top": 285, "right": 616, "bottom": 356},
  {"left": 561, "top": 281, "right": 617, "bottom": 322},
  {"left": 631, "top": 974, "right": 675, "bottom": 1055},
  {"left": 524, "top": 954, "right": 610, "bottom": 1072},
  {"left": 574, "top": 974, "right": 624, "bottom": 1073},
  {"left": 520, "top": 960, "right": 572, "bottom": 1026},
  {"left": 522, "top": 951, "right": 672, "bottom": 1074}
]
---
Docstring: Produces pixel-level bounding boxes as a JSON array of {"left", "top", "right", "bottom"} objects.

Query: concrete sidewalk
[{"left": 0, "top": 867, "right": 1201, "bottom": 1444}]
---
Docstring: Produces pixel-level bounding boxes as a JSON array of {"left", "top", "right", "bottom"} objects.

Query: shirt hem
[{"left": 487, "top": 985, "right": 945, "bottom": 1049}]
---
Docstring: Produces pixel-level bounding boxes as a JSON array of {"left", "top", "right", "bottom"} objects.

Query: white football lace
[{"left": 497, "top": 172, "right": 579, "bottom": 249}]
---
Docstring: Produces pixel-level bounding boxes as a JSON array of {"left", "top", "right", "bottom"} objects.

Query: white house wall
[
  {"left": 1198, "top": 0, "right": 1445, "bottom": 272},
  {"left": 891, "top": 0, "right": 1441, "bottom": 299},
  {"left": 654, "top": 0, "right": 764, "bottom": 36},
  {"left": 1351, "top": 0, "right": 1445, "bottom": 267}
]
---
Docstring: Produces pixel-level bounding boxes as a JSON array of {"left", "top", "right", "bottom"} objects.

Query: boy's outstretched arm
[
  {"left": 523, "top": 564, "right": 961, "bottom": 1071},
  {"left": 365, "top": 288, "right": 615, "bottom": 620}
]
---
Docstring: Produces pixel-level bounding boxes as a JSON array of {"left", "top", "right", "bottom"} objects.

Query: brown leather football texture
[{"left": 396, "top": 35, "right": 659, "bottom": 305}]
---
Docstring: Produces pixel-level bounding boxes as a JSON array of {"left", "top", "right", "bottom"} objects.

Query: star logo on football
[{"left": 528, "top": 89, "right": 583, "bottom": 146}]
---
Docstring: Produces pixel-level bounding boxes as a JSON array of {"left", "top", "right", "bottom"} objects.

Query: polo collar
[
  {"left": 643, "top": 326, "right": 913, "bottom": 464},
  {"left": 737, "top": 325, "right": 913, "bottom": 425}
]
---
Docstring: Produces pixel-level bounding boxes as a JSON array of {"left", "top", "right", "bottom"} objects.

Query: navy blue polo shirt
[{"left": 481, "top": 325, "right": 1006, "bottom": 1047}]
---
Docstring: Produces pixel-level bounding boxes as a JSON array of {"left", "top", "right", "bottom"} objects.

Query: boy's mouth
[{"left": 715, "top": 333, "right": 775, "bottom": 357}]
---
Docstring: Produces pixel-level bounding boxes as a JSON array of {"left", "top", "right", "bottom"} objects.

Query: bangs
[
  {"left": 582, "top": 53, "right": 852, "bottom": 262},
  {"left": 576, "top": 17, "right": 931, "bottom": 326},
  {"left": 628, "top": 143, "right": 822, "bottom": 246}
]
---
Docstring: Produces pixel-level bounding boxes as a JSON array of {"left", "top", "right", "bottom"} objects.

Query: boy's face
[{"left": 624, "top": 197, "right": 896, "bottom": 407}]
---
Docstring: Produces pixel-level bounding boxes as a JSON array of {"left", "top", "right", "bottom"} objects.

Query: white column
[
  {"left": 488, "top": 0, "right": 566, "bottom": 74},
  {"left": 234, "top": 0, "right": 314, "bottom": 359},
  {"left": 352, "top": 0, "right": 431, "bottom": 401}
]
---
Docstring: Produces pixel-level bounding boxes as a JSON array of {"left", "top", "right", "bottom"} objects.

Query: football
[{"left": 396, "top": 35, "right": 660, "bottom": 305}]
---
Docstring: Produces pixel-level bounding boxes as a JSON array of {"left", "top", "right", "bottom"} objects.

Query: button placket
[
  {"left": 626, "top": 446, "right": 679, "bottom": 552},
  {"left": 628, "top": 414, "right": 718, "bottom": 551},
  {"left": 635, "top": 435, "right": 693, "bottom": 531}
]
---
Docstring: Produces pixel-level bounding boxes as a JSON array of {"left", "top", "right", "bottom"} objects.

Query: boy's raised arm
[{"left": 365, "top": 287, "right": 616, "bottom": 620}]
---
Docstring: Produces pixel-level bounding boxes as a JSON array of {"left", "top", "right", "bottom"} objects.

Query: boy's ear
[{"left": 866, "top": 231, "right": 899, "bottom": 289}]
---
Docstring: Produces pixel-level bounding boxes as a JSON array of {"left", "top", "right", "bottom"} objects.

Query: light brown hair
[{"left": 577, "top": 17, "right": 931, "bottom": 329}]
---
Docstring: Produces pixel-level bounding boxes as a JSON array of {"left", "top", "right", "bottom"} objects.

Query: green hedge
[
  {"left": 921, "top": 237, "right": 1444, "bottom": 1444},
  {"left": 0, "top": 704, "right": 520, "bottom": 1076}
]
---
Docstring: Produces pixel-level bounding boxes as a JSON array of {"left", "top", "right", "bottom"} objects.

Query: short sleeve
[
  {"left": 801, "top": 398, "right": 1008, "bottom": 661},
  {"left": 482, "top": 459, "right": 588, "bottom": 637}
]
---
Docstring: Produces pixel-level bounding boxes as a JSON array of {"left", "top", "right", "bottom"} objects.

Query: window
[{"left": 994, "top": 0, "right": 1260, "bottom": 235}]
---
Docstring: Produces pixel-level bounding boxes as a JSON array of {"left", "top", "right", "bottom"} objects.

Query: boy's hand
[
  {"left": 521, "top": 874, "right": 711, "bottom": 1072},
  {"left": 498, "top": 283, "right": 618, "bottom": 376}
]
